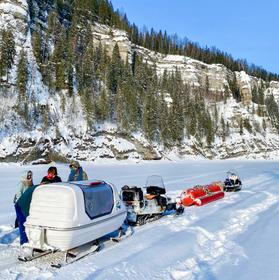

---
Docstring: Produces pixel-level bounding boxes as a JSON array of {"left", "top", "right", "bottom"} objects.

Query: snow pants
[{"left": 15, "top": 204, "right": 28, "bottom": 245}]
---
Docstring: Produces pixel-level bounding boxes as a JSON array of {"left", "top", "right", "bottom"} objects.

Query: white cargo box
[{"left": 25, "top": 180, "right": 127, "bottom": 251}]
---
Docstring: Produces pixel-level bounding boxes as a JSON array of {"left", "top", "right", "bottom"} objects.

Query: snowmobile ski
[
  {"left": 50, "top": 242, "right": 100, "bottom": 268},
  {"left": 18, "top": 249, "right": 53, "bottom": 262}
]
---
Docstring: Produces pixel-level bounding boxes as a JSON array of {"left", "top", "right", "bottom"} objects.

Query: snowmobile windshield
[
  {"left": 75, "top": 182, "right": 114, "bottom": 220},
  {"left": 226, "top": 169, "right": 240, "bottom": 180},
  {"left": 145, "top": 175, "right": 165, "bottom": 189}
]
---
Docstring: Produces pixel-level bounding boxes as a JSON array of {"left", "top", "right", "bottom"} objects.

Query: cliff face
[{"left": 1, "top": 0, "right": 279, "bottom": 163}]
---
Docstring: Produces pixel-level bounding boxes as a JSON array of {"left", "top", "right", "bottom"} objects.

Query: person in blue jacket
[
  {"left": 14, "top": 184, "right": 38, "bottom": 245},
  {"left": 13, "top": 170, "right": 33, "bottom": 228},
  {"left": 68, "top": 160, "right": 88, "bottom": 182}
]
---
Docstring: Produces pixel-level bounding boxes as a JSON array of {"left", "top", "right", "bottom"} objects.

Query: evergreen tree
[
  {"left": 17, "top": 50, "right": 28, "bottom": 101},
  {"left": 228, "top": 73, "right": 241, "bottom": 102},
  {"left": 115, "top": 84, "right": 129, "bottom": 131},
  {"left": 53, "top": 30, "right": 67, "bottom": 91},
  {"left": 108, "top": 43, "right": 122, "bottom": 95},
  {"left": 32, "top": 26, "right": 43, "bottom": 66},
  {"left": 143, "top": 90, "right": 158, "bottom": 141},
  {"left": 142, "top": 65, "right": 159, "bottom": 141},
  {"left": 107, "top": 43, "right": 123, "bottom": 120},
  {"left": 80, "top": 89, "right": 94, "bottom": 129},
  {"left": 0, "top": 29, "right": 16, "bottom": 81},
  {"left": 265, "top": 94, "right": 279, "bottom": 130},
  {"left": 158, "top": 93, "right": 171, "bottom": 146},
  {"left": 169, "top": 69, "right": 184, "bottom": 143},
  {"left": 16, "top": 50, "right": 29, "bottom": 122},
  {"left": 97, "top": 87, "right": 109, "bottom": 121}
]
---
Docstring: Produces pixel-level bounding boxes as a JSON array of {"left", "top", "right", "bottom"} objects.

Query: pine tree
[
  {"left": 16, "top": 50, "right": 29, "bottom": 122},
  {"left": 143, "top": 90, "right": 158, "bottom": 141},
  {"left": 0, "top": 29, "right": 16, "bottom": 81},
  {"left": 265, "top": 94, "right": 279, "bottom": 131},
  {"left": 142, "top": 65, "right": 159, "bottom": 141},
  {"left": 115, "top": 85, "right": 129, "bottom": 131},
  {"left": 229, "top": 73, "right": 241, "bottom": 102},
  {"left": 17, "top": 50, "right": 28, "bottom": 101},
  {"left": 80, "top": 89, "right": 94, "bottom": 129},
  {"left": 158, "top": 93, "right": 170, "bottom": 146},
  {"left": 53, "top": 31, "right": 67, "bottom": 91},
  {"left": 108, "top": 43, "right": 122, "bottom": 95},
  {"left": 97, "top": 87, "right": 109, "bottom": 121},
  {"left": 32, "top": 26, "right": 43, "bottom": 66},
  {"left": 107, "top": 43, "right": 123, "bottom": 120}
]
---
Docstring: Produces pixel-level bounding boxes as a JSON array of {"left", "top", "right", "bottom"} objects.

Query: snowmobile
[
  {"left": 223, "top": 170, "right": 242, "bottom": 192},
  {"left": 121, "top": 175, "right": 184, "bottom": 225},
  {"left": 19, "top": 180, "right": 128, "bottom": 267}
]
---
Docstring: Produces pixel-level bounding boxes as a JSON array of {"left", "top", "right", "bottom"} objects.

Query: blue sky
[{"left": 110, "top": 0, "right": 279, "bottom": 74}]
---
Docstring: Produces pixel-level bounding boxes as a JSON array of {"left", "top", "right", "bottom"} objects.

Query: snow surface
[{"left": 0, "top": 160, "right": 279, "bottom": 279}]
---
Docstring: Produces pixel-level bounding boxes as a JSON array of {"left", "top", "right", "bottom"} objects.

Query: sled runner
[
  {"left": 19, "top": 180, "right": 127, "bottom": 265},
  {"left": 121, "top": 175, "right": 184, "bottom": 225}
]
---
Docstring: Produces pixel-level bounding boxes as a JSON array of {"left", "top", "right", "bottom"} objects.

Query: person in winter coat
[
  {"left": 14, "top": 170, "right": 33, "bottom": 203},
  {"left": 67, "top": 160, "right": 88, "bottom": 182},
  {"left": 40, "top": 166, "right": 62, "bottom": 184},
  {"left": 13, "top": 170, "right": 34, "bottom": 228},
  {"left": 14, "top": 184, "right": 38, "bottom": 245}
]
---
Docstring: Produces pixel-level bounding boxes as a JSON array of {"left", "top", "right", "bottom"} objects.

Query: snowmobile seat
[
  {"left": 145, "top": 194, "right": 157, "bottom": 200},
  {"left": 146, "top": 186, "right": 166, "bottom": 195},
  {"left": 155, "top": 195, "right": 167, "bottom": 207}
]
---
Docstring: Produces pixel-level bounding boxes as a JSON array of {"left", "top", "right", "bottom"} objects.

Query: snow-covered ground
[{"left": 0, "top": 160, "right": 279, "bottom": 279}]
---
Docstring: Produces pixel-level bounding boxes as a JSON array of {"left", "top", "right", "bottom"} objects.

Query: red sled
[
  {"left": 180, "top": 182, "right": 224, "bottom": 207},
  {"left": 194, "top": 191, "right": 224, "bottom": 206}
]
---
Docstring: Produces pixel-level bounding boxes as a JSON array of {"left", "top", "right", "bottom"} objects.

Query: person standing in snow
[
  {"left": 13, "top": 170, "right": 34, "bottom": 228},
  {"left": 40, "top": 166, "right": 62, "bottom": 184},
  {"left": 67, "top": 160, "right": 88, "bottom": 182},
  {"left": 14, "top": 170, "right": 33, "bottom": 203},
  {"left": 14, "top": 184, "right": 38, "bottom": 245}
]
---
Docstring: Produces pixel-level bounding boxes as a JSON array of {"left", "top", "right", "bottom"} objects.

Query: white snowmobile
[
  {"left": 121, "top": 175, "right": 184, "bottom": 225},
  {"left": 223, "top": 170, "right": 242, "bottom": 192},
  {"left": 19, "top": 180, "right": 128, "bottom": 268}
]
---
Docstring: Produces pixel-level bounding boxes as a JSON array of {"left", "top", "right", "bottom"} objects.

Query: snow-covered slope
[
  {"left": 0, "top": 160, "right": 279, "bottom": 279},
  {"left": 1, "top": 0, "right": 279, "bottom": 162}
]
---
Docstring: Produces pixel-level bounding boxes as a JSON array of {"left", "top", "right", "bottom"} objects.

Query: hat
[{"left": 69, "top": 160, "right": 80, "bottom": 168}]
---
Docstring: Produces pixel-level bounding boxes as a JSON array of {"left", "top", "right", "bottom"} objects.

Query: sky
[{"left": 110, "top": 0, "right": 279, "bottom": 74}]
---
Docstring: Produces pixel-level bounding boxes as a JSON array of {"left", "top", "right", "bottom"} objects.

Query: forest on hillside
[{"left": 1, "top": 0, "right": 279, "bottom": 148}]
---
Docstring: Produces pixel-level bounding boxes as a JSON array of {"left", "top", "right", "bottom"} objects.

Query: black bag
[{"left": 146, "top": 186, "right": 166, "bottom": 195}]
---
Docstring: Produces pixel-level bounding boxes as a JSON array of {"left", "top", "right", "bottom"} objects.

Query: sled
[
  {"left": 21, "top": 180, "right": 127, "bottom": 263},
  {"left": 180, "top": 182, "right": 224, "bottom": 207}
]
